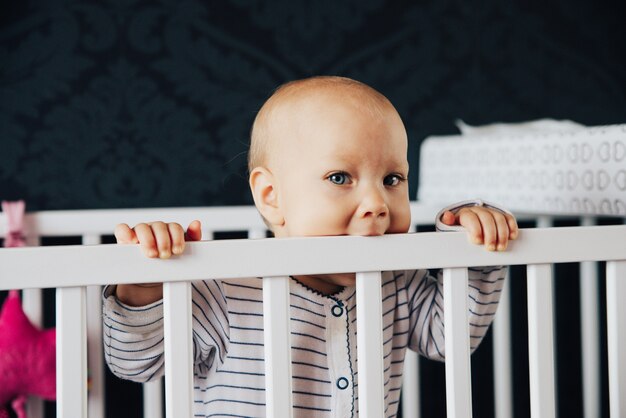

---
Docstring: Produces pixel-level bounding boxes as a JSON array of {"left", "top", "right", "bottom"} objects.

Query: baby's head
[{"left": 249, "top": 76, "right": 411, "bottom": 239}]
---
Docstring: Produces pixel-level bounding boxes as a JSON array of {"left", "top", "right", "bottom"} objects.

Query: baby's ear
[{"left": 249, "top": 167, "right": 284, "bottom": 227}]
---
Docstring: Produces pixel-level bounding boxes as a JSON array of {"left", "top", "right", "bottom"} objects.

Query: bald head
[{"left": 248, "top": 76, "right": 398, "bottom": 172}]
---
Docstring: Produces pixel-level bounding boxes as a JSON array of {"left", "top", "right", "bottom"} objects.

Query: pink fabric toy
[{"left": 0, "top": 201, "right": 56, "bottom": 418}]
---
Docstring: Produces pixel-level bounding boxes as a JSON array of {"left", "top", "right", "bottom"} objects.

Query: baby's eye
[
  {"left": 328, "top": 172, "right": 351, "bottom": 185},
  {"left": 383, "top": 174, "right": 403, "bottom": 186}
]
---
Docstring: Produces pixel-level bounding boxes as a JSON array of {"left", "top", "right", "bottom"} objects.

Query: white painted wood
[
  {"left": 356, "top": 271, "right": 385, "bottom": 418},
  {"left": 22, "top": 236, "right": 43, "bottom": 326},
  {"left": 580, "top": 217, "right": 601, "bottom": 418},
  {"left": 262, "top": 276, "right": 294, "bottom": 418},
  {"left": 22, "top": 288, "right": 43, "bottom": 335},
  {"left": 86, "top": 285, "right": 105, "bottom": 418},
  {"left": 527, "top": 264, "right": 556, "bottom": 418},
  {"left": 443, "top": 268, "right": 472, "bottom": 418},
  {"left": 143, "top": 381, "right": 164, "bottom": 418},
  {"left": 22, "top": 235, "right": 43, "bottom": 418},
  {"left": 402, "top": 219, "right": 421, "bottom": 418},
  {"left": 2, "top": 226, "right": 626, "bottom": 291},
  {"left": 163, "top": 281, "right": 194, "bottom": 418},
  {"left": 606, "top": 260, "right": 626, "bottom": 418},
  {"left": 0, "top": 202, "right": 440, "bottom": 237},
  {"left": 0, "top": 206, "right": 266, "bottom": 236},
  {"left": 82, "top": 234, "right": 105, "bottom": 418},
  {"left": 56, "top": 286, "right": 88, "bottom": 418},
  {"left": 493, "top": 270, "right": 513, "bottom": 418},
  {"left": 402, "top": 350, "right": 420, "bottom": 418},
  {"left": 248, "top": 227, "right": 267, "bottom": 239}
]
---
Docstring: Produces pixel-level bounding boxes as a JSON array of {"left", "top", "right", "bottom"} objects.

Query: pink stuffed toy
[{"left": 0, "top": 201, "right": 56, "bottom": 418}]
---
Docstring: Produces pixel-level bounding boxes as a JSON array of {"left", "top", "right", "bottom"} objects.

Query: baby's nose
[{"left": 359, "top": 189, "right": 389, "bottom": 219}]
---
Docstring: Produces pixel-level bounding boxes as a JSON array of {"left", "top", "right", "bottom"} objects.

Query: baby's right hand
[
  {"left": 114, "top": 220, "right": 203, "bottom": 258},
  {"left": 113, "top": 220, "right": 202, "bottom": 306}
]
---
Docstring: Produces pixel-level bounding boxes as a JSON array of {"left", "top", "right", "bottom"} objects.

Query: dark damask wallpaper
[
  {"left": 1, "top": 0, "right": 624, "bottom": 210},
  {"left": 1, "top": 1, "right": 625, "bottom": 418}
]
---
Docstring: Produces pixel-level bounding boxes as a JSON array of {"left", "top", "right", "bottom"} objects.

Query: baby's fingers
[
  {"left": 133, "top": 223, "right": 159, "bottom": 258},
  {"left": 150, "top": 221, "right": 175, "bottom": 259},
  {"left": 114, "top": 223, "right": 139, "bottom": 244},
  {"left": 493, "top": 211, "right": 510, "bottom": 251},
  {"left": 168, "top": 223, "right": 186, "bottom": 255},
  {"left": 185, "top": 220, "right": 203, "bottom": 242},
  {"left": 506, "top": 213, "right": 519, "bottom": 240},
  {"left": 456, "top": 209, "right": 484, "bottom": 245}
]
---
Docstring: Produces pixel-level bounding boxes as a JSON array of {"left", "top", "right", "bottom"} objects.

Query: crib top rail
[{"left": 1, "top": 225, "right": 625, "bottom": 291}]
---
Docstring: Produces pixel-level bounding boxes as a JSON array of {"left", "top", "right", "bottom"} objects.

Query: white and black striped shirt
[{"left": 103, "top": 266, "right": 505, "bottom": 418}]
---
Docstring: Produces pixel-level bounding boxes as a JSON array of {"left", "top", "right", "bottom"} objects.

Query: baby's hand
[
  {"left": 440, "top": 207, "right": 518, "bottom": 251},
  {"left": 114, "top": 220, "right": 203, "bottom": 258}
]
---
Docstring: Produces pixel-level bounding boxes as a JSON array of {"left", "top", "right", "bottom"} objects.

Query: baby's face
[
  {"left": 269, "top": 93, "right": 411, "bottom": 289},
  {"left": 271, "top": 97, "right": 410, "bottom": 238}
]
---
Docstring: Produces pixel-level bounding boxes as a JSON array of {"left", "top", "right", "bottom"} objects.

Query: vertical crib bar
[
  {"left": 493, "top": 270, "right": 513, "bottom": 418},
  {"left": 83, "top": 234, "right": 105, "bottom": 418},
  {"left": 248, "top": 228, "right": 267, "bottom": 239},
  {"left": 23, "top": 235, "right": 43, "bottom": 327},
  {"left": 402, "top": 224, "right": 421, "bottom": 418},
  {"left": 23, "top": 236, "right": 43, "bottom": 418},
  {"left": 356, "top": 271, "right": 385, "bottom": 418},
  {"left": 443, "top": 267, "right": 472, "bottom": 418},
  {"left": 527, "top": 264, "right": 556, "bottom": 418},
  {"left": 163, "top": 281, "right": 194, "bottom": 418},
  {"left": 143, "top": 381, "right": 164, "bottom": 418},
  {"left": 56, "top": 286, "right": 88, "bottom": 418},
  {"left": 580, "top": 217, "right": 600, "bottom": 418},
  {"left": 606, "top": 260, "right": 626, "bottom": 418},
  {"left": 402, "top": 351, "right": 420, "bottom": 418},
  {"left": 263, "top": 276, "right": 294, "bottom": 417}
]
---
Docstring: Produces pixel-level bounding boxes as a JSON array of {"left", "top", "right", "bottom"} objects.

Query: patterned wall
[{"left": 1, "top": 0, "right": 624, "bottom": 210}]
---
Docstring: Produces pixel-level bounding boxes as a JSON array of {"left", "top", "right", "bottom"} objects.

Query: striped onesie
[{"left": 103, "top": 266, "right": 505, "bottom": 417}]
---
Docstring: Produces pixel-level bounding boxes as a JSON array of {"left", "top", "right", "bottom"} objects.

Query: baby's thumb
[
  {"left": 440, "top": 211, "right": 457, "bottom": 226},
  {"left": 185, "top": 220, "right": 202, "bottom": 241}
]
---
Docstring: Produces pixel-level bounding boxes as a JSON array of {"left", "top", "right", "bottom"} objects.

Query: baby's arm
[
  {"left": 406, "top": 200, "right": 516, "bottom": 359},
  {"left": 103, "top": 220, "right": 228, "bottom": 382},
  {"left": 113, "top": 220, "right": 202, "bottom": 306},
  {"left": 405, "top": 265, "right": 505, "bottom": 360}
]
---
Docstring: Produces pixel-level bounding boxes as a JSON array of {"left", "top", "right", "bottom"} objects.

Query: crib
[
  {"left": 1, "top": 124, "right": 625, "bottom": 418},
  {"left": 0, "top": 203, "right": 625, "bottom": 418}
]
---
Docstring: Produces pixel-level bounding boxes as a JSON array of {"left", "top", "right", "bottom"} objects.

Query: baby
[{"left": 103, "top": 76, "right": 518, "bottom": 417}]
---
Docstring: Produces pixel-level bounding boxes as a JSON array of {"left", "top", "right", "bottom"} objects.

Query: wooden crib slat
[
  {"left": 163, "top": 281, "right": 194, "bottom": 418},
  {"left": 22, "top": 235, "right": 44, "bottom": 418},
  {"left": 23, "top": 287, "right": 44, "bottom": 418},
  {"left": 402, "top": 350, "right": 420, "bottom": 418},
  {"left": 263, "top": 276, "right": 294, "bottom": 417},
  {"left": 527, "top": 264, "right": 556, "bottom": 418},
  {"left": 580, "top": 216, "right": 600, "bottom": 418},
  {"left": 443, "top": 267, "right": 472, "bottom": 418},
  {"left": 606, "top": 260, "right": 626, "bottom": 418},
  {"left": 83, "top": 234, "right": 106, "bottom": 418},
  {"left": 493, "top": 270, "right": 513, "bottom": 418},
  {"left": 356, "top": 271, "right": 385, "bottom": 418},
  {"left": 402, "top": 223, "right": 421, "bottom": 418},
  {"left": 56, "top": 286, "right": 88, "bottom": 418},
  {"left": 143, "top": 381, "right": 164, "bottom": 418},
  {"left": 248, "top": 227, "right": 267, "bottom": 239}
]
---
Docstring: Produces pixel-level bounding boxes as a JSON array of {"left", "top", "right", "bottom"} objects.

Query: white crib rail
[{"left": 1, "top": 225, "right": 625, "bottom": 418}]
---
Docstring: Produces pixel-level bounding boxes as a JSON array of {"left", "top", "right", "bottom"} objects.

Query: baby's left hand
[{"left": 440, "top": 206, "right": 518, "bottom": 251}]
